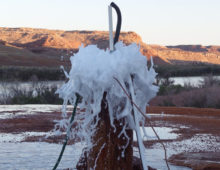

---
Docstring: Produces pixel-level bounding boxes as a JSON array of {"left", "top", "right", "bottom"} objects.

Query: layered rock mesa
[{"left": 0, "top": 27, "right": 220, "bottom": 67}]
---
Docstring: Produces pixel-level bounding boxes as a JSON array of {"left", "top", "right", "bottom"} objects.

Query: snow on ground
[
  {"left": 0, "top": 81, "right": 64, "bottom": 99},
  {"left": 0, "top": 141, "right": 192, "bottom": 170},
  {"left": 167, "top": 134, "right": 220, "bottom": 154},
  {"left": 0, "top": 142, "right": 83, "bottom": 170},
  {"left": 0, "top": 132, "right": 52, "bottom": 143},
  {"left": 133, "top": 127, "right": 179, "bottom": 141},
  {"left": 133, "top": 147, "right": 190, "bottom": 170},
  {"left": 0, "top": 105, "right": 73, "bottom": 119},
  {"left": 0, "top": 130, "right": 190, "bottom": 170},
  {"left": 0, "top": 105, "right": 219, "bottom": 169}
]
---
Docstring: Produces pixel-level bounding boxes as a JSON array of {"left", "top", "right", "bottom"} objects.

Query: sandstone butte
[{"left": 0, "top": 27, "right": 220, "bottom": 67}]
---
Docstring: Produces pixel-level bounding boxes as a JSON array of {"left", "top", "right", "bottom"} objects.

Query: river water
[
  {"left": 0, "top": 81, "right": 64, "bottom": 101},
  {"left": 1, "top": 76, "right": 220, "bottom": 100},
  {"left": 170, "top": 76, "right": 220, "bottom": 87}
]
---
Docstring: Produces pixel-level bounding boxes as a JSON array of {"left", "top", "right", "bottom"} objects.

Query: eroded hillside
[{"left": 0, "top": 27, "right": 220, "bottom": 67}]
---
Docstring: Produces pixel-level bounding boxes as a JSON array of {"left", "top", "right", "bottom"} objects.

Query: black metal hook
[{"left": 110, "top": 2, "right": 122, "bottom": 45}]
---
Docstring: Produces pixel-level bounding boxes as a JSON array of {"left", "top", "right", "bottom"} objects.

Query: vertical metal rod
[
  {"left": 110, "top": 2, "right": 122, "bottom": 45},
  {"left": 108, "top": 6, "right": 114, "bottom": 52}
]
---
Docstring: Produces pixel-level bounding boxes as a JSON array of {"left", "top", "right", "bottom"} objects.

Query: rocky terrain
[{"left": 0, "top": 27, "right": 220, "bottom": 67}]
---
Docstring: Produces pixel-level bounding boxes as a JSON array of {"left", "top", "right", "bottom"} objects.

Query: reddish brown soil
[
  {"left": 0, "top": 106, "right": 220, "bottom": 169},
  {"left": 169, "top": 152, "right": 220, "bottom": 170},
  {"left": 147, "top": 106, "right": 220, "bottom": 138},
  {"left": 145, "top": 107, "right": 220, "bottom": 170},
  {"left": 147, "top": 106, "right": 220, "bottom": 116},
  {"left": 0, "top": 112, "right": 60, "bottom": 133},
  {"left": 1, "top": 106, "right": 220, "bottom": 139}
]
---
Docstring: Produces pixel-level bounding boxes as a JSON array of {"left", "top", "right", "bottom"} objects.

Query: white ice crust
[{"left": 54, "top": 42, "right": 158, "bottom": 169}]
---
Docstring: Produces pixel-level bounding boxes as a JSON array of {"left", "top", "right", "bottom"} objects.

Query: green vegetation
[
  {"left": 156, "top": 75, "right": 220, "bottom": 109},
  {"left": 0, "top": 66, "right": 66, "bottom": 81},
  {"left": 156, "top": 76, "right": 191, "bottom": 96},
  {"left": 155, "top": 64, "right": 220, "bottom": 77},
  {"left": 1, "top": 64, "right": 220, "bottom": 82},
  {"left": 1, "top": 64, "right": 220, "bottom": 108},
  {"left": 160, "top": 100, "right": 176, "bottom": 107},
  {"left": 0, "top": 84, "right": 63, "bottom": 104},
  {"left": 158, "top": 84, "right": 184, "bottom": 96},
  {"left": 11, "top": 87, "right": 62, "bottom": 104}
]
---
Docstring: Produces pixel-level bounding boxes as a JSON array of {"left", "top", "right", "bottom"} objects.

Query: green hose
[{"left": 52, "top": 96, "right": 79, "bottom": 170}]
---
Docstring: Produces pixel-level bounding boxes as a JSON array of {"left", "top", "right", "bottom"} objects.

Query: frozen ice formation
[{"left": 54, "top": 42, "right": 158, "bottom": 169}]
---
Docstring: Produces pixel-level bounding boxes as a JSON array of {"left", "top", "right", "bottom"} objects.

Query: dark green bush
[
  {"left": 185, "top": 95, "right": 207, "bottom": 108},
  {"left": 3, "top": 86, "right": 62, "bottom": 104},
  {"left": 161, "top": 100, "right": 176, "bottom": 107},
  {"left": 158, "top": 84, "right": 185, "bottom": 96},
  {"left": 155, "top": 64, "right": 220, "bottom": 77},
  {"left": 0, "top": 66, "right": 66, "bottom": 81}
]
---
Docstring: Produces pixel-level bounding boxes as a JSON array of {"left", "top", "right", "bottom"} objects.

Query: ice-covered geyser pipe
[
  {"left": 54, "top": 41, "right": 158, "bottom": 169},
  {"left": 54, "top": 2, "right": 158, "bottom": 170}
]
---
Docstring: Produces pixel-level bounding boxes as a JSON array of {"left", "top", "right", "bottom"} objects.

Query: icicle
[{"left": 60, "top": 65, "right": 69, "bottom": 79}]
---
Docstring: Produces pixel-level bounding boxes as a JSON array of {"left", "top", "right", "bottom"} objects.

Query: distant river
[
  {"left": 1, "top": 76, "right": 220, "bottom": 99},
  {"left": 170, "top": 76, "right": 220, "bottom": 87},
  {"left": 0, "top": 81, "right": 64, "bottom": 101}
]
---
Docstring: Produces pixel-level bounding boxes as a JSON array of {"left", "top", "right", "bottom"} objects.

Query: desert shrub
[
  {"left": 9, "top": 86, "right": 62, "bottom": 104},
  {"left": 158, "top": 84, "right": 184, "bottom": 96},
  {"left": 205, "top": 86, "right": 220, "bottom": 109},
  {"left": 199, "top": 75, "right": 220, "bottom": 88},
  {"left": 0, "top": 81, "right": 11, "bottom": 104},
  {"left": 157, "top": 75, "right": 190, "bottom": 96},
  {"left": 183, "top": 82, "right": 196, "bottom": 89},
  {"left": 155, "top": 64, "right": 220, "bottom": 77},
  {"left": 182, "top": 86, "right": 220, "bottom": 109},
  {"left": 155, "top": 83, "right": 220, "bottom": 109},
  {"left": 40, "top": 86, "right": 63, "bottom": 104},
  {"left": 183, "top": 93, "right": 207, "bottom": 108},
  {"left": 0, "top": 81, "right": 62, "bottom": 104},
  {"left": 161, "top": 99, "right": 176, "bottom": 106},
  {"left": 215, "top": 100, "right": 220, "bottom": 109},
  {"left": 159, "top": 76, "right": 174, "bottom": 86},
  {"left": 156, "top": 73, "right": 220, "bottom": 108}
]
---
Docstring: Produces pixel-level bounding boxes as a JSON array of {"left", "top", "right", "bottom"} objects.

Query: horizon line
[{"left": 1, "top": 26, "right": 219, "bottom": 47}]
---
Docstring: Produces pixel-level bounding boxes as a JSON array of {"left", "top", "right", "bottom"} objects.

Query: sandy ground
[{"left": 0, "top": 105, "right": 220, "bottom": 169}]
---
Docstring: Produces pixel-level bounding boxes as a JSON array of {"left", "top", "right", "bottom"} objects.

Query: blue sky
[{"left": 0, "top": 0, "right": 220, "bottom": 45}]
